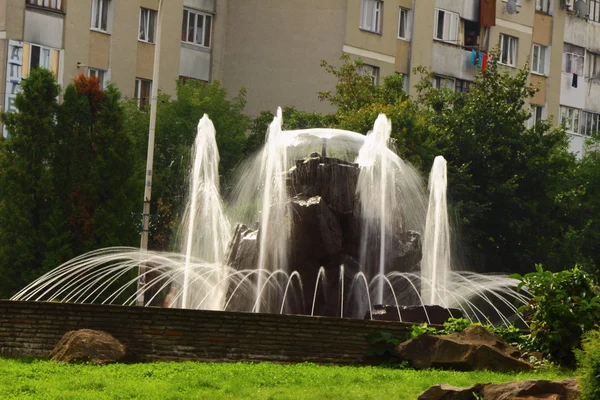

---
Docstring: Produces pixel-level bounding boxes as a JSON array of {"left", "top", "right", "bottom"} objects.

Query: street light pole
[{"left": 137, "top": 0, "right": 164, "bottom": 306}]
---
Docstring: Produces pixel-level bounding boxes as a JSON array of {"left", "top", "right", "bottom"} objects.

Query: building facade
[
  {"left": 1, "top": 0, "right": 216, "bottom": 135},
  {"left": 2, "top": 0, "right": 600, "bottom": 156}
]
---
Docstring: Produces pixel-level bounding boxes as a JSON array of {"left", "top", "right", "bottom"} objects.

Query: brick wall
[{"left": 0, "top": 300, "right": 413, "bottom": 364}]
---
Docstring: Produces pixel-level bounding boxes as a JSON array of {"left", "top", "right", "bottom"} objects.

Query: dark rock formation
[
  {"left": 50, "top": 329, "right": 127, "bottom": 364},
  {"left": 395, "top": 325, "right": 532, "bottom": 372},
  {"left": 225, "top": 155, "right": 423, "bottom": 316},
  {"left": 418, "top": 384, "right": 485, "bottom": 400},
  {"left": 419, "top": 378, "right": 579, "bottom": 400},
  {"left": 226, "top": 224, "right": 259, "bottom": 271},
  {"left": 369, "top": 304, "right": 465, "bottom": 324}
]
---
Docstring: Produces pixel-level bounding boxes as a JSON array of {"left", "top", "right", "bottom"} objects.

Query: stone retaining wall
[{"left": 0, "top": 300, "right": 412, "bottom": 364}]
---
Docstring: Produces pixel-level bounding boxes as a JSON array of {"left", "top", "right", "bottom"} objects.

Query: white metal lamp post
[{"left": 137, "top": 0, "right": 163, "bottom": 306}]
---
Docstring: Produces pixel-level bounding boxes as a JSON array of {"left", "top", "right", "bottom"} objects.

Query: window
[
  {"left": 434, "top": 9, "right": 459, "bottom": 44},
  {"left": 587, "top": 52, "right": 600, "bottom": 79},
  {"left": 135, "top": 78, "right": 152, "bottom": 108},
  {"left": 181, "top": 9, "right": 212, "bottom": 48},
  {"left": 139, "top": 8, "right": 157, "bottom": 43},
  {"left": 26, "top": 0, "right": 63, "bottom": 11},
  {"left": 589, "top": 0, "right": 600, "bottom": 22},
  {"left": 398, "top": 7, "right": 410, "bottom": 40},
  {"left": 531, "top": 44, "right": 548, "bottom": 75},
  {"left": 433, "top": 75, "right": 455, "bottom": 90},
  {"left": 581, "top": 111, "right": 600, "bottom": 136},
  {"left": 536, "top": 0, "right": 551, "bottom": 14},
  {"left": 360, "top": 64, "right": 380, "bottom": 85},
  {"left": 499, "top": 34, "right": 518, "bottom": 66},
  {"left": 528, "top": 105, "right": 544, "bottom": 128},
  {"left": 89, "top": 68, "right": 107, "bottom": 89},
  {"left": 563, "top": 43, "right": 585, "bottom": 75},
  {"left": 560, "top": 106, "right": 580, "bottom": 134},
  {"left": 463, "top": 19, "right": 480, "bottom": 49},
  {"left": 361, "top": 0, "right": 383, "bottom": 33},
  {"left": 455, "top": 79, "right": 472, "bottom": 93},
  {"left": 91, "top": 0, "right": 111, "bottom": 32},
  {"left": 20, "top": 43, "right": 60, "bottom": 79}
]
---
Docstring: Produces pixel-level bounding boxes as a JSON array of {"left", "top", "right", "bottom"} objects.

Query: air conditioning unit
[{"left": 561, "top": 0, "right": 574, "bottom": 9}]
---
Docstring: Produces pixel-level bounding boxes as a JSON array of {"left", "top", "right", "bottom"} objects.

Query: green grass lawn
[{"left": 0, "top": 358, "right": 575, "bottom": 400}]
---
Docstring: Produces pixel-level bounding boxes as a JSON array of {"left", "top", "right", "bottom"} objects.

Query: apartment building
[
  {"left": 1, "top": 0, "right": 216, "bottom": 135},
  {"left": 341, "top": 0, "right": 600, "bottom": 156}
]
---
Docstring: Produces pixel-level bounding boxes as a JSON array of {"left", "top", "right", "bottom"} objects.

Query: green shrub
[
  {"left": 576, "top": 329, "right": 600, "bottom": 400},
  {"left": 512, "top": 264, "right": 600, "bottom": 367}
]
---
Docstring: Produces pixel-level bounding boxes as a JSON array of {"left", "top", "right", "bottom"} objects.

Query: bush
[
  {"left": 513, "top": 265, "right": 600, "bottom": 367},
  {"left": 576, "top": 329, "right": 600, "bottom": 400}
]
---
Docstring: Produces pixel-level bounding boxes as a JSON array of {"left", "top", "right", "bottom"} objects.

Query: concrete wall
[
  {"left": 409, "top": 0, "right": 435, "bottom": 96},
  {"left": 431, "top": 43, "right": 478, "bottom": 81},
  {"left": 215, "top": 0, "right": 347, "bottom": 116},
  {"left": 23, "top": 8, "right": 64, "bottom": 50},
  {"left": 0, "top": 301, "right": 412, "bottom": 364}
]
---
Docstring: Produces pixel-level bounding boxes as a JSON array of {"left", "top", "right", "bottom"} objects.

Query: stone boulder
[
  {"left": 419, "top": 378, "right": 579, "bottom": 400},
  {"left": 395, "top": 325, "right": 532, "bottom": 372},
  {"left": 50, "top": 329, "right": 127, "bottom": 364}
]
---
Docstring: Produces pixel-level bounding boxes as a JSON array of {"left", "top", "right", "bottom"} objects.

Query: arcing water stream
[{"left": 12, "top": 111, "right": 529, "bottom": 326}]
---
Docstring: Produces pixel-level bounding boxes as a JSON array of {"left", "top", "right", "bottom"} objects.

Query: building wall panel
[
  {"left": 219, "top": 0, "right": 346, "bottom": 115},
  {"left": 179, "top": 46, "right": 210, "bottom": 81},
  {"left": 89, "top": 31, "right": 110, "bottom": 71},
  {"left": 24, "top": 9, "right": 63, "bottom": 50},
  {"left": 431, "top": 42, "right": 478, "bottom": 81}
]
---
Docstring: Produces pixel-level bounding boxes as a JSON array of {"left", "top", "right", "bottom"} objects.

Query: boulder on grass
[
  {"left": 50, "top": 329, "right": 127, "bottom": 364},
  {"left": 418, "top": 383, "right": 486, "bottom": 400},
  {"left": 419, "top": 378, "right": 579, "bottom": 400},
  {"left": 395, "top": 325, "right": 532, "bottom": 372}
]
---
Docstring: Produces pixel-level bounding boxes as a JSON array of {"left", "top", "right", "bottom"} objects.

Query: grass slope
[{"left": 0, "top": 359, "right": 574, "bottom": 400}]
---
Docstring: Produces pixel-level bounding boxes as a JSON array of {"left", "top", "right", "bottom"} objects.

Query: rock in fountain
[{"left": 225, "top": 152, "right": 422, "bottom": 317}]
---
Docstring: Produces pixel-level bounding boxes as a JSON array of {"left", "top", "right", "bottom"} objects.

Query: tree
[
  {"left": 414, "top": 54, "right": 576, "bottom": 274},
  {"left": 0, "top": 72, "right": 139, "bottom": 297},
  {"left": 124, "top": 79, "right": 249, "bottom": 251},
  {"left": 319, "top": 56, "right": 431, "bottom": 168},
  {"left": 0, "top": 69, "right": 60, "bottom": 297}
]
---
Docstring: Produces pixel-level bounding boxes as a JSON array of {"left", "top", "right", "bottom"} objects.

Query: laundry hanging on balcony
[{"left": 470, "top": 50, "right": 489, "bottom": 72}]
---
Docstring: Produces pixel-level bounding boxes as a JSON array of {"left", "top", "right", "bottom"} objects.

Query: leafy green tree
[
  {"left": 414, "top": 55, "right": 576, "bottom": 274},
  {"left": 124, "top": 79, "right": 249, "bottom": 251},
  {"left": 318, "top": 56, "right": 430, "bottom": 168},
  {"left": 0, "top": 69, "right": 60, "bottom": 297}
]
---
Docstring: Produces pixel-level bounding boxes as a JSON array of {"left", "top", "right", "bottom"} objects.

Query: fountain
[{"left": 11, "top": 110, "right": 530, "bottom": 327}]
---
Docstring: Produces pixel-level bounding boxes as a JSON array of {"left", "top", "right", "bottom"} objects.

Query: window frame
[
  {"left": 433, "top": 74, "right": 456, "bottom": 90},
  {"left": 587, "top": 51, "right": 600, "bottom": 80},
  {"left": 563, "top": 43, "right": 585, "bottom": 76},
  {"left": 499, "top": 34, "right": 518, "bottom": 67},
  {"left": 360, "top": 0, "right": 383, "bottom": 34},
  {"left": 531, "top": 43, "right": 548, "bottom": 75},
  {"left": 26, "top": 0, "right": 63, "bottom": 12},
  {"left": 139, "top": 7, "right": 157, "bottom": 43},
  {"left": 535, "top": 0, "right": 551, "bottom": 14},
  {"left": 88, "top": 68, "right": 108, "bottom": 89},
  {"left": 589, "top": 0, "right": 600, "bottom": 23},
  {"left": 398, "top": 7, "right": 410, "bottom": 40},
  {"left": 181, "top": 8, "right": 213, "bottom": 48},
  {"left": 581, "top": 111, "right": 600, "bottom": 137},
  {"left": 455, "top": 79, "right": 473, "bottom": 93},
  {"left": 359, "top": 64, "right": 380, "bottom": 85},
  {"left": 434, "top": 8, "right": 460, "bottom": 44},
  {"left": 135, "top": 78, "right": 152, "bottom": 109},
  {"left": 560, "top": 106, "right": 581, "bottom": 134},
  {"left": 91, "top": 0, "right": 111, "bottom": 33}
]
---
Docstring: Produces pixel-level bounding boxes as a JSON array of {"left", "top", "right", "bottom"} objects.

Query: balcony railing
[{"left": 26, "top": 0, "right": 64, "bottom": 12}]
